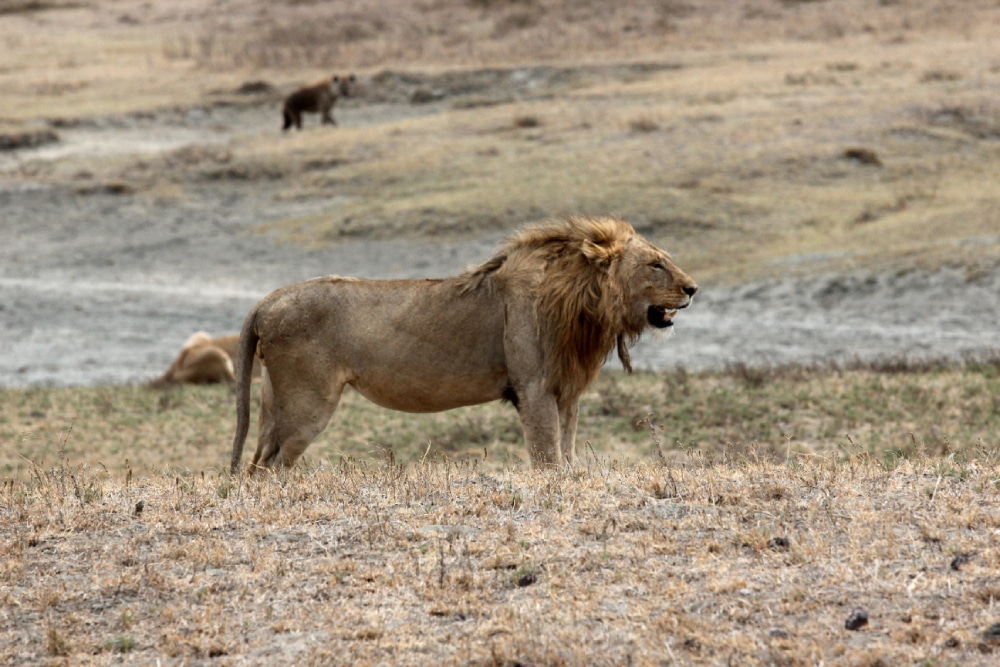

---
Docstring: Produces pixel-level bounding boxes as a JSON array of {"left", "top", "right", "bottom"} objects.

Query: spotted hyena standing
[{"left": 282, "top": 73, "right": 356, "bottom": 131}]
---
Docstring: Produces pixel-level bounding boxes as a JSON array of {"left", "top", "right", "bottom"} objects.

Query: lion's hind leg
[{"left": 250, "top": 367, "right": 345, "bottom": 472}]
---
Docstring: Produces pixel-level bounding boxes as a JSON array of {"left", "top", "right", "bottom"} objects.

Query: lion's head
[{"left": 463, "top": 216, "right": 697, "bottom": 396}]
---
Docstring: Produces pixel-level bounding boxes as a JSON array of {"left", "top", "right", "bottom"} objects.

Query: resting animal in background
[
  {"left": 230, "top": 216, "right": 698, "bottom": 474},
  {"left": 150, "top": 332, "right": 261, "bottom": 388},
  {"left": 281, "top": 73, "right": 356, "bottom": 131}
]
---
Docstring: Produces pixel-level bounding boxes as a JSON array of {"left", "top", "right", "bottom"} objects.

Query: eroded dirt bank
[
  {"left": 3, "top": 179, "right": 998, "bottom": 387},
  {"left": 2, "top": 88, "right": 998, "bottom": 387}
]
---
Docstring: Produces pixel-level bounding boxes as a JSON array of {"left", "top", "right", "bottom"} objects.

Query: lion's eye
[{"left": 651, "top": 262, "right": 666, "bottom": 272}]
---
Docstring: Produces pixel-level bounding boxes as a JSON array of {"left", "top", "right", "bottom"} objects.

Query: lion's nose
[{"left": 683, "top": 284, "right": 698, "bottom": 297}]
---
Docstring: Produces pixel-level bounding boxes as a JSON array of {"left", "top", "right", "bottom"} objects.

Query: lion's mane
[{"left": 460, "top": 216, "right": 643, "bottom": 398}]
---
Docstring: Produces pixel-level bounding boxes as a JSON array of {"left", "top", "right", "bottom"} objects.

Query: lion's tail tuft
[{"left": 282, "top": 109, "right": 293, "bottom": 131}]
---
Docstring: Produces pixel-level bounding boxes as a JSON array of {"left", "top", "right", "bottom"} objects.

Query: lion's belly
[
  {"left": 350, "top": 369, "right": 507, "bottom": 413},
  {"left": 344, "top": 325, "right": 509, "bottom": 412}
]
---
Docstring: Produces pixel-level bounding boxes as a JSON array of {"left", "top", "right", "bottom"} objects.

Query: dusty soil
[{"left": 2, "top": 77, "right": 998, "bottom": 387}]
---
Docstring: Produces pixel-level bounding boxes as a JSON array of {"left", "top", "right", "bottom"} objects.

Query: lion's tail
[
  {"left": 282, "top": 108, "right": 293, "bottom": 131},
  {"left": 230, "top": 306, "right": 260, "bottom": 475}
]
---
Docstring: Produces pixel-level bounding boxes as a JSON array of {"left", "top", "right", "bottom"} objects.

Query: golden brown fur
[
  {"left": 282, "top": 73, "right": 356, "bottom": 131},
  {"left": 230, "top": 216, "right": 697, "bottom": 474},
  {"left": 150, "top": 332, "right": 261, "bottom": 388}
]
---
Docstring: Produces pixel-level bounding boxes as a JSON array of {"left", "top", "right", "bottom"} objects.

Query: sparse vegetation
[
  {"left": 0, "top": 0, "right": 84, "bottom": 15},
  {"left": 3, "top": 416, "right": 1000, "bottom": 664},
  {"left": 0, "top": 125, "right": 58, "bottom": 150}
]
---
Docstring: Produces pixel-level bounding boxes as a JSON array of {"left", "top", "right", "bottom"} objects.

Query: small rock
[
  {"left": 842, "top": 147, "right": 882, "bottom": 167},
  {"left": 845, "top": 607, "right": 869, "bottom": 631},
  {"left": 681, "top": 637, "right": 701, "bottom": 652},
  {"left": 983, "top": 622, "right": 1000, "bottom": 644},
  {"left": 950, "top": 553, "right": 973, "bottom": 571},
  {"left": 768, "top": 627, "right": 790, "bottom": 640},
  {"left": 517, "top": 572, "right": 536, "bottom": 587},
  {"left": 768, "top": 536, "right": 790, "bottom": 550},
  {"left": 410, "top": 88, "right": 443, "bottom": 104},
  {"left": 236, "top": 80, "right": 275, "bottom": 95}
]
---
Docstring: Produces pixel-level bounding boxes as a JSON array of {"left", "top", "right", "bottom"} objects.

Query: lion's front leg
[
  {"left": 504, "top": 300, "right": 564, "bottom": 468},
  {"left": 517, "top": 385, "right": 562, "bottom": 468},
  {"left": 558, "top": 398, "right": 580, "bottom": 464}
]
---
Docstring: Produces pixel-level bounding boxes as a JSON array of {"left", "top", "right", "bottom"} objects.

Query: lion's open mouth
[{"left": 647, "top": 306, "right": 678, "bottom": 329}]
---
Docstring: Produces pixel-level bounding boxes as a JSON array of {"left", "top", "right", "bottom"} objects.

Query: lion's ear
[{"left": 581, "top": 238, "right": 625, "bottom": 265}]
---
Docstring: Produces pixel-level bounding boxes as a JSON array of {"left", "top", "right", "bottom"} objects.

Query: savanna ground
[
  {"left": 2, "top": 0, "right": 1000, "bottom": 664},
  {"left": 5, "top": 361, "right": 1000, "bottom": 665}
]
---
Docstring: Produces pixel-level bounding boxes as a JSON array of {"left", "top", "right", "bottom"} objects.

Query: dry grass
[{"left": 3, "top": 447, "right": 1000, "bottom": 664}]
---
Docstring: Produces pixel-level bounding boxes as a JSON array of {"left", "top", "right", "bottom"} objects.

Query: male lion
[
  {"left": 150, "top": 332, "right": 261, "bottom": 388},
  {"left": 281, "top": 73, "right": 356, "bottom": 131},
  {"left": 230, "top": 216, "right": 697, "bottom": 474}
]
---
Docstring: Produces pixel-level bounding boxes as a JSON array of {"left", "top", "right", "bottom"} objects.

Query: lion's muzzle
[
  {"left": 647, "top": 305, "right": 679, "bottom": 329},
  {"left": 647, "top": 284, "right": 696, "bottom": 329}
]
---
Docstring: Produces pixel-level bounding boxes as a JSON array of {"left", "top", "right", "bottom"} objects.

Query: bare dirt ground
[{"left": 2, "top": 90, "right": 998, "bottom": 387}]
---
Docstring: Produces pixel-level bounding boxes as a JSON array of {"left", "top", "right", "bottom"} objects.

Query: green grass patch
[{"left": 4, "top": 356, "right": 998, "bottom": 480}]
